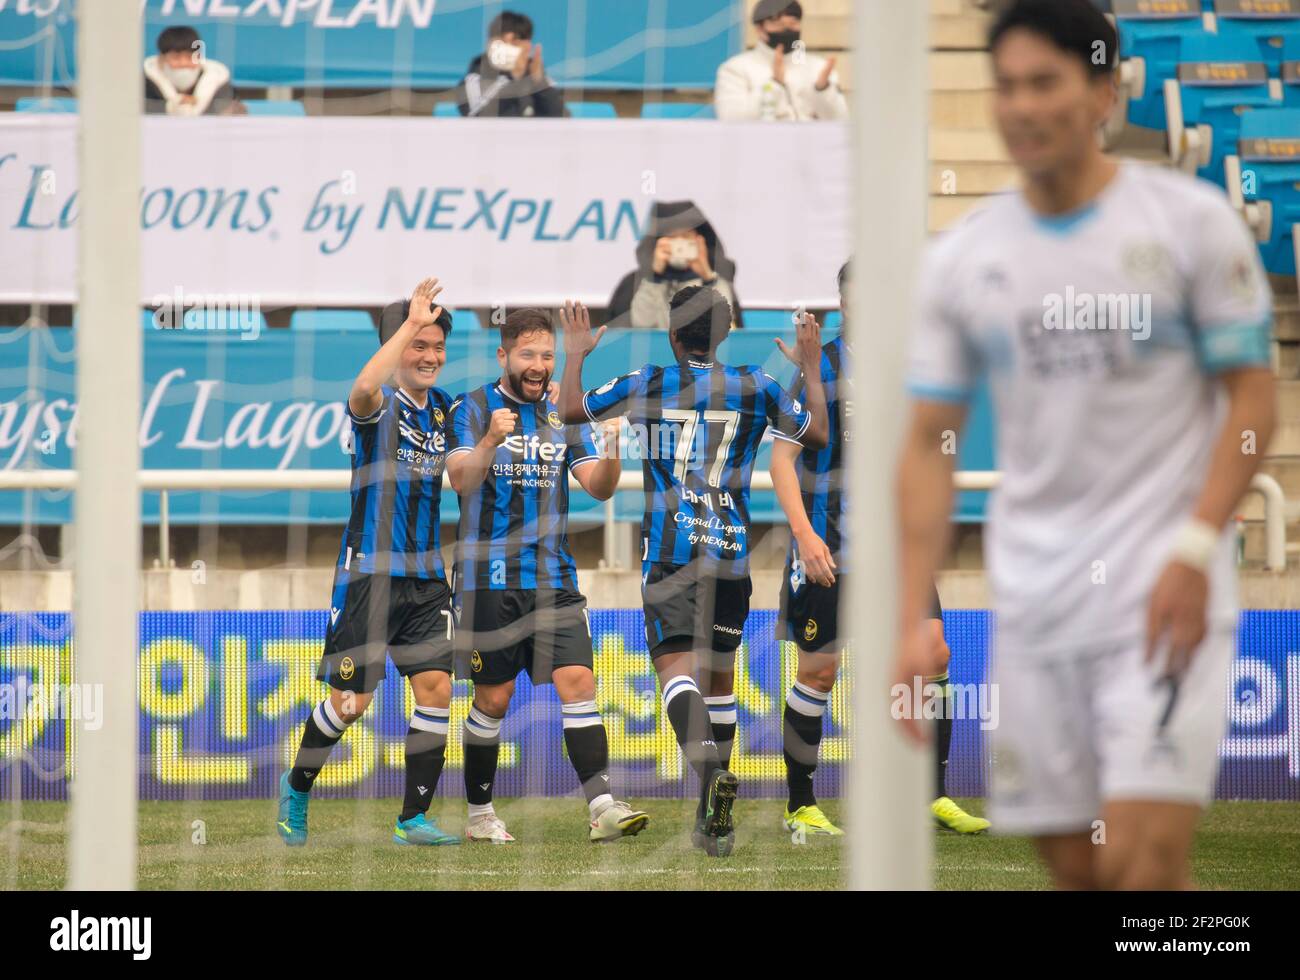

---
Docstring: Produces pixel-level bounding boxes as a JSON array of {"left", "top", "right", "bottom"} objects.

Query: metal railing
[{"left": 0, "top": 468, "right": 1288, "bottom": 572}]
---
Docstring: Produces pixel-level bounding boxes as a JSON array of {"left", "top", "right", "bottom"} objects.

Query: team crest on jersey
[
  {"left": 433, "top": 407, "right": 445, "bottom": 427},
  {"left": 547, "top": 411, "right": 564, "bottom": 430},
  {"left": 471, "top": 650, "right": 483, "bottom": 673},
  {"left": 339, "top": 656, "right": 355, "bottom": 681},
  {"left": 1121, "top": 241, "right": 1173, "bottom": 284},
  {"left": 804, "top": 619, "right": 818, "bottom": 642}
]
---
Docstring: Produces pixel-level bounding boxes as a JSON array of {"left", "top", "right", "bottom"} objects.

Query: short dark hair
[
  {"left": 489, "top": 11, "right": 534, "bottom": 40},
  {"left": 988, "top": 0, "right": 1118, "bottom": 78},
  {"left": 669, "top": 286, "right": 732, "bottom": 355},
  {"left": 378, "top": 300, "right": 452, "bottom": 346},
  {"left": 157, "top": 26, "right": 201, "bottom": 56},
  {"left": 501, "top": 308, "right": 553, "bottom": 348}
]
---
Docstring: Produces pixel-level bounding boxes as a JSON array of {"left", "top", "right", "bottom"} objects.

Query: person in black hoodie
[
  {"left": 606, "top": 201, "right": 744, "bottom": 331},
  {"left": 454, "top": 11, "right": 566, "bottom": 118}
]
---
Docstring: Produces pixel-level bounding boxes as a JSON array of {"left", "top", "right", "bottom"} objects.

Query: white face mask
[
  {"left": 487, "top": 39, "right": 524, "bottom": 73},
  {"left": 162, "top": 65, "right": 200, "bottom": 92},
  {"left": 668, "top": 238, "right": 700, "bottom": 270}
]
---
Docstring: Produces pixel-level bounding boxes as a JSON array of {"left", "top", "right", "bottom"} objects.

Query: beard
[{"left": 508, "top": 365, "right": 551, "bottom": 402}]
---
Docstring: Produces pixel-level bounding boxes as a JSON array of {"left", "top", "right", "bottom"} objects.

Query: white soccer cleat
[
  {"left": 465, "top": 812, "right": 515, "bottom": 843},
  {"left": 589, "top": 801, "right": 650, "bottom": 843}
]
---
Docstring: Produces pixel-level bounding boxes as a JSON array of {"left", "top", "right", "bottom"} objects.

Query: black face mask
[{"left": 765, "top": 29, "right": 800, "bottom": 53}]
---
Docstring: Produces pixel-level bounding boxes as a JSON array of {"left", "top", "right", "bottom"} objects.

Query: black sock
[
  {"left": 289, "top": 698, "right": 350, "bottom": 793},
  {"left": 783, "top": 680, "right": 829, "bottom": 811},
  {"left": 400, "top": 705, "right": 449, "bottom": 822},
  {"left": 561, "top": 699, "right": 613, "bottom": 806},
  {"left": 932, "top": 671, "right": 952, "bottom": 800},
  {"left": 463, "top": 704, "right": 503, "bottom": 806},
  {"left": 705, "top": 694, "right": 737, "bottom": 771},
  {"left": 662, "top": 675, "right": 721, "bottom": 817}
]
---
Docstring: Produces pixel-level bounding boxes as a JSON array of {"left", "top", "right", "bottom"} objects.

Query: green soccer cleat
[
  {"left": 590, "top": 801, "right": 650, "bottom": 842},
  {"left": 783, "top": 804, "right": 845, "bottom": 837},
  {"left": 932, "top": 796, "right": 991, "bottom": 834},
  {"left": 692, "top": 769, "right": 739, "bottom": 857},
  {"left": 393, "top": 812, "right": 461, "bottom": 846},
  {"left": 276, "top": 771, "right": 310, "bottom": 847}
]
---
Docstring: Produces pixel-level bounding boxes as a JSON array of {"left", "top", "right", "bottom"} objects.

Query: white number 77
[{"left": 662, "top": 409, "right": 741, "bottom": 487}]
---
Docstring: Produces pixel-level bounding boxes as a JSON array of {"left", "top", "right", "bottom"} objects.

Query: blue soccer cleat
[
  {"left": 277, "top": 771, "right": 310, "bottom": 847},
  {"left": 393, "top": 812, "right": 461, "bottom": 846}
]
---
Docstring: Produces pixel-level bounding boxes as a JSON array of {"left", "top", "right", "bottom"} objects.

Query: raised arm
[
  {"left": 572, "top": 419, "right": 623, "bottom": 501},
  {"left": 350, "top": 278, "right": 442, "bottom": 419},
  {"left": 557, "top": 299, "right": 607, "bottom": 424},
  {"left": 775, "top": 312, "right": 829, "bottom": 450},
  {"left": 770, "top": 437, "right": 835, "bottom": 586},
  {"left": 445, "top": 406, "right": 515, "bottom": 495}
]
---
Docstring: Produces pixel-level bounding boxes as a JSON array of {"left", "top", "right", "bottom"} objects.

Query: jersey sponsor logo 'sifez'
[{"left": 502, "top": 433, "right": 567, "bottom": 461}]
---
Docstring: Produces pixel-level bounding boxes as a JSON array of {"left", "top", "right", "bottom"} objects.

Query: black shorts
[
  {"left": 642, "top": 561, "right": 752, "bottom": 661},
  {"left": 781, "top": 569, "right": 943, "bottom": 654},
  {"left": 454, "top": 588, "right": 593, "bottom": 686},
  {"left": 317, "top": 571, "right": 455, "bottom": 694}
]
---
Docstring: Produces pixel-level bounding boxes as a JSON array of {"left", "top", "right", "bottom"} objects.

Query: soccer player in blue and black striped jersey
[
  {"left": 278, "top": 278, "right": 461, "bottom": 848},
  {"left": 558, "top": 286, "right": 829, "bottom": 856},
  {"left": 772, "top": 261, "right": 989, "bottom": 837},
  {"left": 445, "top": 308, "right": 649, "bottom": 844}
]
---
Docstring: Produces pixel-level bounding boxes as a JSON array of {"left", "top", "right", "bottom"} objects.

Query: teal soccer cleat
[
  {"left": 393, "top": 812, "right": 461, "bottom": 846},
  {"left": 276, "top": 771, "right": 310, "bottom": 847}
]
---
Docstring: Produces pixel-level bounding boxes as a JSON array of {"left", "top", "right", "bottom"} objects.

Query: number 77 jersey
[{"left": 582, "top": 356, "right": 812, "bottom": 574}]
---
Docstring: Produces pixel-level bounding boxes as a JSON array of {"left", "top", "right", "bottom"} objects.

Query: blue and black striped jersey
[
  {"left": 583, "top": 357, "right": 811, "bottom": 574},
  {"left": 447, "top": 382, "right": 601, "bottom": 591},
  {"left": 339, "top": 385, "right": 452, "bottom": 580},
  {"left": 790, "top": 338, "right": 850, "bottom": 564}
]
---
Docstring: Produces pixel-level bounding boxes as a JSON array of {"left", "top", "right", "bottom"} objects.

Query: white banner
[{"left": 0, "top": 116, "right": 851, "bottom": 310}]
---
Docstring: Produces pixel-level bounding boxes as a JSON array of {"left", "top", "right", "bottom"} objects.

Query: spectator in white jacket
[{"left": 715, "top": 0, "right": 847, "bottom": 122}]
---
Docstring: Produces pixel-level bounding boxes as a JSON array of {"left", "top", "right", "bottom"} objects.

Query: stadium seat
[
  {"left": 451, "top": 308, "right": 482, "bottom": 331},
  {"left": 241, "top": 99, "right": 307, "bottom": 116},
  {"left": 1283, "top": 36, "right": 1300, "bottom": 108},
  {"left": 1164, "top": 34, "right": 1279, "bottom": 183},
  {"left": 1213, "top": 0, "right": 1300, "bottom": 75},
  {"left": 566, "top": 102, "right": 617, "bottom": 118},
  {"left": 1114, "top": 0, "right": 1211, "bottom": 130},
  {"left": 433, "top": 102, "right": 461, "bottom": 117},
  {"left": 743, "top": 309, "right": 798, "bottom": 329},
  {"left": 1233, "top": 108, "right": 1300, "bottom": 277},
  {"left": 15, "top": 96, "right": 77, "bottom": 113},
  {"left": 289, "top": 309, "right": 374, "bottom": 332},
  {"left": 641, "top": 102, "right": 715, "bottom": 119}
]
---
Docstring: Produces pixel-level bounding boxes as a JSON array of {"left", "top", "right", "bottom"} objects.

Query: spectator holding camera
[
  {"left": 454, "top": 11, "right": 566, "bottom": 118},
  {"left": 715, "top": 1, "right": 847, "bottom": 122},
  {"left": 606, "top": 201, "right": 743, "bottom": 331},
  {"left": 143, "top": 26, "right": 239, "bottom": 117}
]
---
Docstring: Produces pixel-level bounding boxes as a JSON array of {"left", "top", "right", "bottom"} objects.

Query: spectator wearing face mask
[
  {"left": 715, "top": 0, "right": 847, "bottom": 122},
  {"left": 454, "top": 11, "right": 566, "bottom": 118},
  {"left": 144, "top": 26, "right": 239, "bottom": 117},
  {"left": 606, "top": 201, "right": 744, "bottom": 331}
]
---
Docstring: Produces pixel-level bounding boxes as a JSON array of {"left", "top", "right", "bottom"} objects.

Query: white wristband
[{"left": 1170, "top": 519, "right": 1219, "bottom": 572}]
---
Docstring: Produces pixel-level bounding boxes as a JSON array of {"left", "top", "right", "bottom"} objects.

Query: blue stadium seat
[
  {"left": 1238, "top": 108, "right": 1300, "bottom": 276},
  {"left": 1214, "top": 0, "right": 1300, "bottom": 75},
  {"left": 241, "top": 99, "right": 306, "bottom": 116},
  {"left": 1115, "top": 1, "right": 1209, "bottom": 130},
  {"left": 1283, "top": 35, "right": 1300, "bottom": 108},
  {"left": 433, "top": 102, "right": 461, "bottom": 117},
  {"left": 15, "top": 96, "right": 77, "bottom": 113},
  {"left": 743, "top": 309, "right": 798, "bottom": 329},
  {"left": 567, "top": 102, "right": 617, "bottom": 119},
  {"left": 641, "top": 102, "right": 715, "bottom": 119},
  {"left": 451, "top": 308, "right": 482, "bottom": 331},
  {"left": 290, "top": 309, "right": 373, "bottom": 332},
  {"left": 1166, "top": 34, "right": 1278, "bottom": 183}
]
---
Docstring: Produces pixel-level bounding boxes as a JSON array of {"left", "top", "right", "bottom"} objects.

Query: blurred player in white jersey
[{"left": 894, "top": 0, "right": 1276, "bottom": 889}]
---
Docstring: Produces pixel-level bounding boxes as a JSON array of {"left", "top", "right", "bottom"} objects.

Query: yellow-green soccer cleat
[
  {"left": 932, "top": 796, "right": 990, "bottom": 834},
  {"left": 783, "top": 804, "right": 845, "bottom": 837},
  {"left": 589, "top": 801, "right": 650, "bottom": 842}
]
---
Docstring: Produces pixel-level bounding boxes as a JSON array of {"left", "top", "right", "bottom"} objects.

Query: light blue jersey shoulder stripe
[
  {"left": 906, "top": 380, "right": 974, "bottom": 404},
  {"left": 1198, "top": 316, "right": 1273, "bottom": 374}
]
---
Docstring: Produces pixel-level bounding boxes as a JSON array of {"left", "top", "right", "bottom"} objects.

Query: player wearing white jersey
[{"left": 894, "top": 0, "right": 1276, "bottom": 890}]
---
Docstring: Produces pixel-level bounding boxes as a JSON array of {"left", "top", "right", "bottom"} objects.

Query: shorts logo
[
  {"left": 804, "top": 619, "right": 818, "bottom": 643},
  {"left": 471, "top": 650, "right": 483, "bottom": 673},
  {"left": 547, "top": 411, "right": 564, "bottom": 430},
  {"left": 339, "top": 656, "right": 356, "bottom": 681}
]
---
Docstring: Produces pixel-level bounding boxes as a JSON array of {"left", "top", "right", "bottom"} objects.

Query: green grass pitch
[{"left": 2, "top": 798, "right": 1296, "bottom": 890}]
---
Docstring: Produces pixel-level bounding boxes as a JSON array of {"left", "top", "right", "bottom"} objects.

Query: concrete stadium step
[
  {"left": 931, "top": 50, "right": 994, "bottom": 91},
  {"left": 932, "top": 89, "right": 993, "bottom": 128},
  {"left": 930, "top": 160, "right": 1017, "bottom": 195}
]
